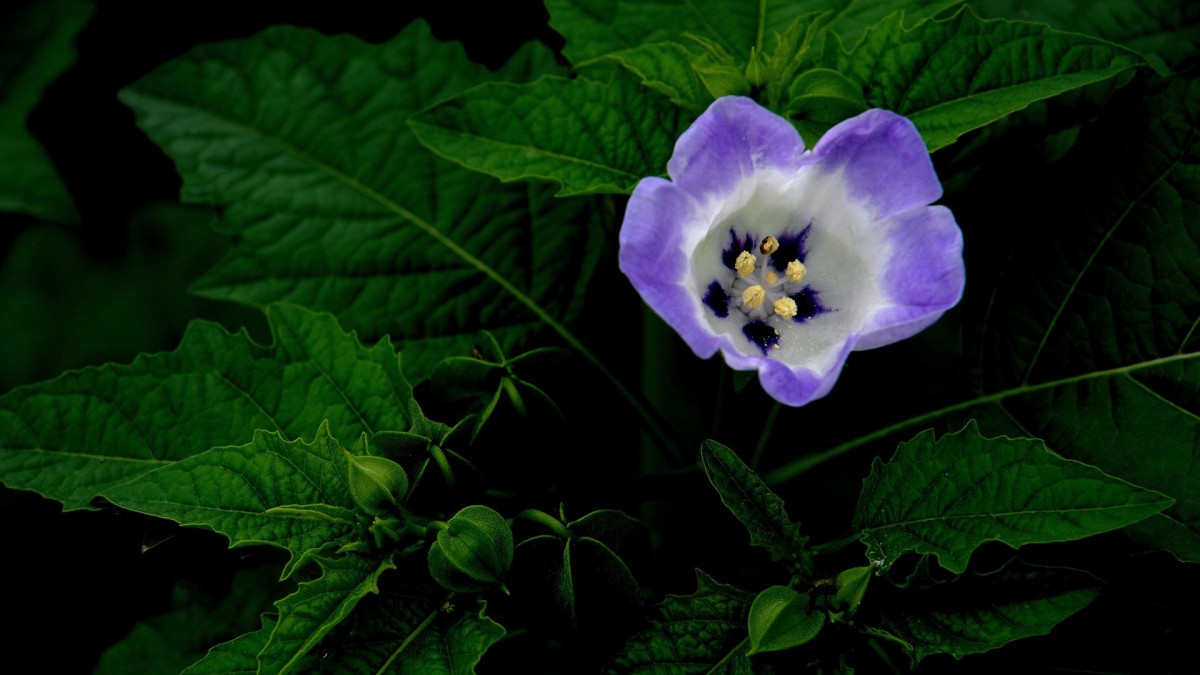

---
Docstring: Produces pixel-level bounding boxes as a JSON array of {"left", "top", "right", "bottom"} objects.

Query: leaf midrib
[{"left": 864, "top": 500, "right": 1170, "bottom": 530}]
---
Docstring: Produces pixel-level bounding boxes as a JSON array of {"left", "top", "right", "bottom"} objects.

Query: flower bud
[
  {"left": 345, "top": 451, "right": 409, "bottom": 516},
  {"left": 428, "top": 505, "right": 513, "bottom": 593}
]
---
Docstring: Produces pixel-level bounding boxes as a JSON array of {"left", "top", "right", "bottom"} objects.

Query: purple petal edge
[{"left": 667, "top": 96, "right": 805, "bottom": 199}]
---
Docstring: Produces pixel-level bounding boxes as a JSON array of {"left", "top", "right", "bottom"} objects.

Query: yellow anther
[
  {"left": 760, "top": 236, "right": 780, "bottom": 255},
  {"left": 742, "top": 285, "right": 766, "bottom": 309},
  {"left": 765, "top": 271, "right": 779, "bottom": 285},
  {"left": 774, "top": 297, "right": 798, "bottom": 319},
  {"left": 786, "top": 260, "right": 807, "bottom": 283},
  {"left": 734, "top": 251, "right": 756, "bottom": 277}
]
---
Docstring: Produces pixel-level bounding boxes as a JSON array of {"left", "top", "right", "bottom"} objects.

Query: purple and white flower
[{"left": 619, "top": 97, "right": 964, "bottom": 407}]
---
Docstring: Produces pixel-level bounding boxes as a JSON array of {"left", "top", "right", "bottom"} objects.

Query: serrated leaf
[
  {"left": 181, "top": 615, "right": 276, "bottom": 675},
  {"left": 122, "top": 22, "right": 600, "bottom": 382},
  {"left": 826, "top": 7, "right": 1144, "bottom": 150},
  {"left": 853, "top": 422, "right": 1172, "bottom": 573},
  {"left": 702, "top": 440, "right": 808, "bottom": 565},
  {"left": 875, "top": 563, "right": 1100, "bottom": 663},
  {"left": 609, "top": 570, "right": 754, "bottom": 674},
  {"left": 0, "top": 303, "right": 410, "bottom": 510},
  {"left": 103, "top": 422, "right": 361, "bottom": 578},
  {"left": 299, "top": 582, "right": 504, "bottom": 675},
  {"left": 0, "top": 0, "right": 91, "bottom": 222},
  {"left": 409, "top": 74, "right": 689, "bottom": 196},
  {"left": 585, "top": 42, "right": 714, "bottom": 111},
  {"left": 259, "top": 552, "right": 396, "bottom": 675},
  {"left": 972, "top": 0, "right": 1200, "bottom": 72}
]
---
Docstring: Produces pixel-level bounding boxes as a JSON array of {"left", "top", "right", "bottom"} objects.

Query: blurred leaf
[
  {"left": 973, "top": 74, "right": 1200, "bottom": 561},
  {"left": 0, "top": 0, "right": 92, "bottom": 222},
  {"left": 609, "top": 570, "right": 753, "bottom": 674},
  {"left": 702, "top": 439, "right": 809, "bottom": 566},
  {"left": 95, "top": 567, "right": 282, "bottom": 675},
  {"left": 0, "top": 304, "right": 410, "bottom": 510},
  {"left": 104, "top": 422, "right": 363, "bottom": 579},
  {"left": 854, "top": 422, "right": 1172, "bottom": 573},
  {"left": 259, "top": 553, "right": 396, "bottom": 675},
  {"left": 971, "top": 0, "right": 1200, "bottom": 72},
  {"left": 409, "top": 74, "right": 688, "bottom": 196},
  {"left": 122, "top": 22, "right": 600, "bottom": 382},
  {"left": 873, "top": 563, "right": 1100, "bottom": 663},
  {"left": 826, "top": 7, "right": 1144, "bottom": 151},
  {"left": 182, "top": 615, "right": 277, "bottom": 675}
]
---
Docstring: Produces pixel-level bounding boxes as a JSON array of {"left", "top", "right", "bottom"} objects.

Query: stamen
[
  {"left": 774, "top": 297, "right": 798, "bottom": 319},
  {"left": 786, "top": 260, "right": 807, "bottom": 283},
  {"left": 734, "top": 251, "right": 756, "bottom": 277},
  {"left": 743, "top": 285, "right": 766, "bottom": 308},
  {"left": 760, "top": 236, "right": 779, "bottom": 255},
  {"left": 765, "top": 271, "right": 779, "bottom": 285}
]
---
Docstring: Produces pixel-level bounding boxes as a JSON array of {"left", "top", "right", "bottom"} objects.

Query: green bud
[
  {"left": 427, "top": 505, "right": 513, "bottom": 593},
  {"left": 345, "top": 451, "right": 409, "bottom": 516}
]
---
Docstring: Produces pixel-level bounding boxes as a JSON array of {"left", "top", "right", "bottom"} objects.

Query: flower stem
[{"left": 516, "top": 509, "right": 571, "bottom": 539}]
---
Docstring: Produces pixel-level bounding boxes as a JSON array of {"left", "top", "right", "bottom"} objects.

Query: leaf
[
  {"left": 95, "top": 567, "right": 282, "bottom": 675},
  {"left": 182, "top": 615, "right": 277, "bottom": 675},
  {"left": 584, "top": 42, "right": 715, "bottom": 111},
  {"left": 409, "top": 74, "right": 689, "bottom": 196},
  {"left": 0, "top": 0, "right": 91, "bottom": 222},
  {"left": 746, "top": 586, "right": 824, "bottom": 655},
  {"left": 874, "top": 563, "right": 1100, "bottom": 663},
  {"left": 972, "top": 0, "right": 1200, "bottom": 72},
  {"left": 609, "top": 570, "right": 754, "bottom": 674},
  {"left": 0, "top": 303, "right": 410, "bottom": 510},
  {"left": 827, "top": 7, "right": 1145, "bottom": 151},
  {"left": 103, "top": 422, "right": 361, "bottom": 578},
  {"left": 258, "top": 552, "right": 397, "bottom": 675},
  {"left": 299, "top": 584, "right": 504, "bottom": 675},
  {"left": 122, "top": 23, "right": 600, "bottom": 382},
  {"left": 546, "top": 0, "right": 819, "bottom": 65},
  {"left": 702, "top": 440, "right": 808, "bottom": 565},
  {"left": 971, "top": 73, "right": 1200, "bottom": 561},
  {"left": 853, "top": 422, "right": 1172, "bottom": 573}
]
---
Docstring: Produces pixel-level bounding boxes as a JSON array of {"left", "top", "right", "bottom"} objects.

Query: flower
[{"left": 618, "top": 97, "right": 964, "bottom": 406}]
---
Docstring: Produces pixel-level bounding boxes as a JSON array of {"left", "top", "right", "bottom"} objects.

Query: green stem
[
  {"left": 750, "top": 401, "right": 781, "bottom": 470},
  {"left": 430, "top": 445, "right": 455, "bottom": 488},
  {"left": 517, "top": 509, "right": 571, "bottom": 539},
  {"left": 501, "top": 376, "right": 528, "bottom": 417},
  {"left": 376, "top": 605, "right": 442, "bottom": 675},
  {"left": 867, "top": 638, "right": 902, "bottom": 675},
  {"left": 811, "top": 532, "right": 860, "bottom": 555},
  {"left": 755, "top": 0, "right": 767, "bottom": 54},
  {"left": 761, "top": 350, "right": 1199, "bottom": 484}
]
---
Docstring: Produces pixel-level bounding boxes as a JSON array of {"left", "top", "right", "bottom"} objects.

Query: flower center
[{"left": 701, "top": 227, "right": 831, "bottom": 355}]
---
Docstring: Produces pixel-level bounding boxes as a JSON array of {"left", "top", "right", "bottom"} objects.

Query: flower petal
[
  {"left": 667, "top": 97, "right": 805, "bottom": 199},
  {"left": 858, "top": 205, "right": 965, "bottom": 350},
  {"left": 619, "top": 177, "right": 722, "bottom": 358},
  {"left": 811, "top": 109, "right": 942, "bottom": 221}
]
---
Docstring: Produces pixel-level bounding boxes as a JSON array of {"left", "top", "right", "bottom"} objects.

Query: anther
[
  {"left": 786, "top": 260, "right": 807, "bottom": 283},
  {"left": 760, "top": 236, "right": 779, "bottom": 255},
  {"left": 742, "top": 285, "right": 766, "bottom": 309},
  {"left": 734, "top": 251, "right": 756, "bottom": 277},
  {"left": 774, "top": 297, "right": 798, "bottom": 319}
]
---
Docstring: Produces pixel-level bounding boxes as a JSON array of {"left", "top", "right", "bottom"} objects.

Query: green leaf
[
  {"left": 0, "top": 0, "right": 91, "bottom": 222},
  {"left": 875, "top": 563, "right": 1100, "bottom": 663},
  {"left": 103, "top": 422, "right": 361, "bottom": 578},
  {"left": 0, "top": 303, "right": 410, "bottom": 510},
  {"left": 546, "top": 0, "right": 818, "bottom": 65},
  {"left": 609, "top": 570, "right": 754, "bottom": 674},
  {"left": 585, "top": 42, "right": 715, "bottom": 111},
  {"left": 122, "top": 23, "right": 600, "bottom": 382},
  {"left": 972, "top": 0, "right": 1200, "bottom": 72},
  {"left": 95, "top": 567, "right": 282, "bottom": 675},
  {"left": 746, "top": 586, "right": 824, "bottom": 655},
  {"left": 299, "top": 585, "right": 504, "bottom": 674},
  {"left": 832, "top": 566, "right": 871, "bottom": 614},
  {"left": 409, "top": 74, "right": 689, "bottom": 196},
  {"left": 702, "top": 440, "right": 808, "bottom": 565},
  {"left": 181, "top": 615, "right": 276, "bottom": 675},
  {"left": 853, "top": 422, "right": 1172, "bottom": 573},
  {"left": 785, "top": 67, "right": 868, "bottom": 146},
  {"left": 827, "top": 7, "right": 1145, "bottom": 150},
  {"left": 259, "top": 553, "right": 397, "bottom": 675}
]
